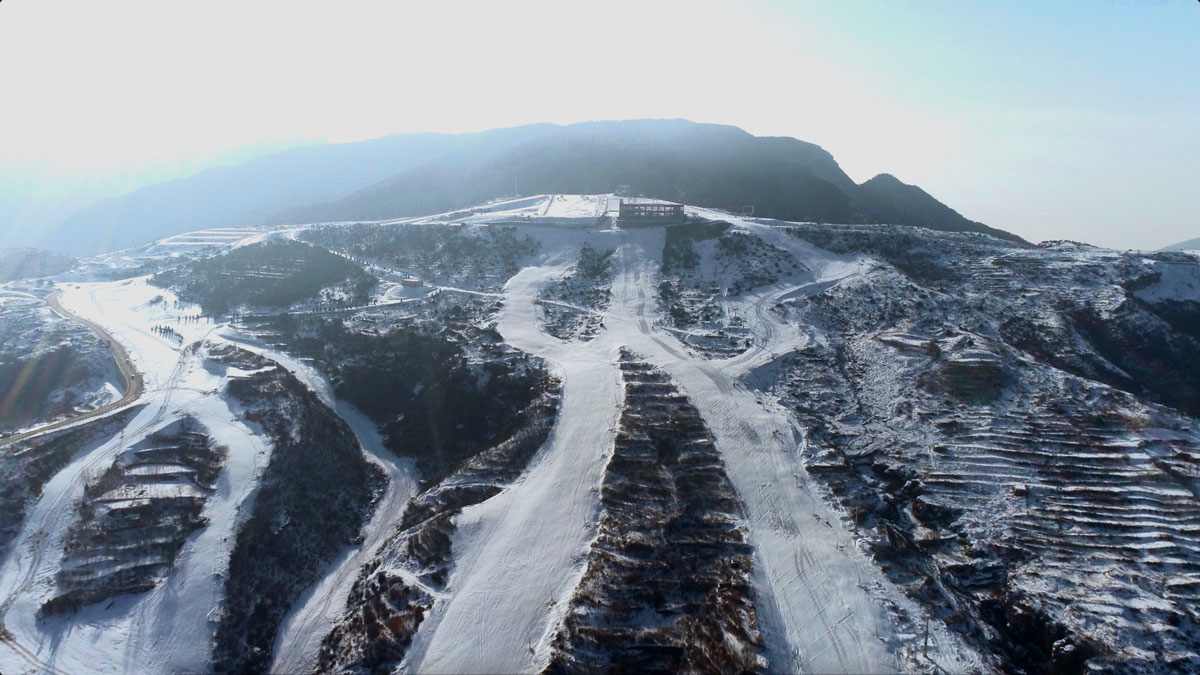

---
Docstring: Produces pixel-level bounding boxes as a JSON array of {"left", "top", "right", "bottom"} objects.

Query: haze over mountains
[
  {"left": 41, "top": 120, "right": 1021, "bottom": 254},
  {"left": 1164, "top": 237, "right": 1200, "bottom": 252}
]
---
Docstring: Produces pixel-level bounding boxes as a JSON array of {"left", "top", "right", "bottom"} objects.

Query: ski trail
[
  {"left": 609, "top": 229, "right": 901, "bottom": 673},
  {"left": 405, "top": 225, "right": 903, "bottom": 673},
  {"left": 258, "top": 335, "right": 418, "bottom": 675},
  {"left": 269, "top": 403, "right": 414, "bottom": 675},
  {"left": 0, "top": 216, "right": 976, "bottom": 674},
  {"left": 0, "top": 280, "right": 270, "bottom": 675},
  {"left": 113, "top": 395, "right": 269, "bottom": 675},
  {"left": 405, "top": 262, "right": 624, "bottom": 674}
]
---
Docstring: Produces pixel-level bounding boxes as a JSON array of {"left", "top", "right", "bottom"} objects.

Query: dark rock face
[
  {"left": 317, "top": 380, "right": 561, "bottom": 674},
  {"left": 911, "top": 495, "right": 961, "bottom": 528},
  {"left": 208, "top": 344, "right": 385, "bottom": 674},
  {"left": 546, "top": 350, "right": 765, "bottom": 674},
  {"left": 42, "top": 418, "right": 224, "bottom": 616}
]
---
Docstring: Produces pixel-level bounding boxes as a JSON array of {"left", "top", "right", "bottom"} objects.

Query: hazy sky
[{"left": 2, "top": 0, "right": 1197, "bottom": 249}]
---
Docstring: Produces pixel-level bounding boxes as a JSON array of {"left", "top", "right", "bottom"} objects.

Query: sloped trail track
[
  {"left": 609, "top": 233, "right": 899, "bottom": 673},
  {"left": 407, "top": 227, "right": 904, "bottom": 673}
]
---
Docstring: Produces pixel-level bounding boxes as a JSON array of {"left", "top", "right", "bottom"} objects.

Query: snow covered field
[{"left": 3, "top": 195, "right": 1198, "bottom": 673}]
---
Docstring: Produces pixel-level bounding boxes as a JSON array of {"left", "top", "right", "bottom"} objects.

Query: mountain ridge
[
  {"left": 1162, "top": 236, "right": 1200, "bottom": 251},
  {"left": 276, "top": 120, "right": 1026, "bottom": 243},
  {"left": 49, "top": 119, "right": 1025, "bottom": 252},
  {"left": 45, "top": 124, "right": 555, "bottom": 254}
]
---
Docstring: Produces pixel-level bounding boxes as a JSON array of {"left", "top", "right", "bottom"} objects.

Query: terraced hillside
[
  {"left": 547, "top": 351, "right": 765, "bottom": 673},
  {"left": 657, "top": 220, "right": 803, "bottom": 358},
  {"left": 777, "top": 226, "right": 1200, "bottom": 672},
  {"left": 43, "top": 419, "right": 224, "bottom": 615},
  {"left": 152, "top": 238, "right": 376, "bottom": 315},
  {"left": 0, "top": 407, "right": 143, "bottom": 559},
  {"left": 5, "top": 194, "right": 1200, "bottom": 675}
]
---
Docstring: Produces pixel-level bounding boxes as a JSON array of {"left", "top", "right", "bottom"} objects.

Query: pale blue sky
[{"left": 1, "top": 0, "right": 1196, "bottom": 248}]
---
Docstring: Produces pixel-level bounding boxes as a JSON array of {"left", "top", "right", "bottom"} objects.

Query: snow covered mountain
[{"left": 1, "top": 195, "right": 1198, "bottom": 674}]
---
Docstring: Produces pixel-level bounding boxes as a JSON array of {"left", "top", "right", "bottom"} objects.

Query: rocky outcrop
[{"left": 546, "top": 350, "right": 765, "bottom": 673}]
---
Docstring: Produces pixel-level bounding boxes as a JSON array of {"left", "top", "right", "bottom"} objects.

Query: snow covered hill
[{"left": 1, "top": 194, "right": 1198, "bottom": 674}]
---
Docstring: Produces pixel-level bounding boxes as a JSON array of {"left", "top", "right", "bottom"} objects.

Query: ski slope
[
  {"left": 0, "top": 201, "right": 1014, "bottom": 673},
  {"left": 0, "top": 278, "right": 266, "bottom": 674},
  {"left": 405, "top": 253, "right": 626, "bottom": 673},
  {"left": 403, "top": 220, "right": 944, "bottom": 672},
  {"left": 0, "top": 276, "right": 414, "bottom": 675}
]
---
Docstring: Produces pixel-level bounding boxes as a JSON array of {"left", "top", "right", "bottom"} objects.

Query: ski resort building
[{"left": 617, "top": 199, "right": 686, "bottom": 225}]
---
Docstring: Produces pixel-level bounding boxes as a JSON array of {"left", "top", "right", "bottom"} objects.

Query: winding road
[{"left": 0, "top": 290, "right": 145, "bottom": 448}]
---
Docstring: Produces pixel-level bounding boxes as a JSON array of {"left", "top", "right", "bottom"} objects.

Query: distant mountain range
[
  {"left": 0, "top": 248, "right": 75, "bottom": 282},
  {"left": 1163, "top": 237, "right": 1200, "bottom": 252},
  {"left": 44, "top": 119, "right": 1023, "bottom": 253}
]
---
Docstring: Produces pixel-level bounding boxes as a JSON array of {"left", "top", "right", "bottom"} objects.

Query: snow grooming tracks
[
  {"left": 314, "top": 380, "right": 560, "bottom": 673},
  {"left": 404, "top": 258, "right": 625, "bottom": 674},
  {"left": 545, "top": 349, "right": 766, "bottom": 673},
  {"left": 599, "top": 223, "right": 903, "bottom": 673}
]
